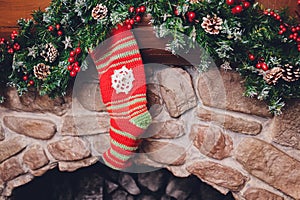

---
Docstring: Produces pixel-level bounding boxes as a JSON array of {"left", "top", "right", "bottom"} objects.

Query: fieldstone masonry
[{"left": 0, "top": 66, "right": 299, "bottom": 199}]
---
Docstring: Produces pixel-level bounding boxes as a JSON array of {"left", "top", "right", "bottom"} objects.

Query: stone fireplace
[{"left": 0, "top": 62, "right": 299, "bottom": 200}]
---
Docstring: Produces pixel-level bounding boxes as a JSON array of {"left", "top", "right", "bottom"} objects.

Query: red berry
[
  {"left": 29, "top": 80, "right": 34, "bottom": 86},
  {"left": 75, "top": 47, "right": 81, "bottom": 54},
  {"left": 235, "top": 5, "right": 243, "bottom": 13},
  {"left": 125, "top": 19, "right": 130, "bottom": 24},
  {"left": 261, "top": 63, "right": 268, "bottom": 71},
  {"left": 23, "top": 75, "right": 28, "bottom": 81},
  {"left": 136, "top": 7, "right": 141, "bottom": 13},
  {"left": 243, "top": 1, "right": 251, "bottom": 9},
  {"left": 70, "top": 51, "right": 76, "bottom": 57},
  {"left": 270, "top": 11, "right": 274, "bottom": 16},
  {"left": 74, "top": 65, "right": 80, "bottom": 72},
  {"left": 74, "top": 61, "right": 79, "bottom": 67},
  {"left": 13, "top": 43, "right": 20, "bottom": 51},
  {"left": 187, "top": 11, "right": 196, "bottom": 20},
  {"left": 12, "top": 30, "right": 18, "bottom": 36},
  {"left": 67, "top": 65, "right": 73, "bottom": 71},
  {"left": 127, "top": 24, "right": 132, "bottom": 29},
  {"left": 68, "top": 57, "right": 75, "bottom": 63},
  {"left": 226, "top": 0, "right": 235, "bottom": 5},
  {"left": 135, "top": 16, "right": 141, "bottom": 22},
  {"left": 292, "top": 27, "right": 297, "bottom": 32},
  {"left": 294, "top": 32, "right": 298, "bottom": 37},
  {"left": 289, "top": 34, "right": 294, "bottom": 39},
  {"left": 139, "top": 5, "right": 146, "bottom": 13},
  {"left": 129, "top": 19, "right": 135, "bottom": 25},
  {"left": 48, "top": 25, "right": 54, "bottom": 31},
  {"left": 296, "top": 26, "right": 300, "bottom": 31},
  {"left": 57, "top": 30, "right": 63, "bottom": 36},
  {"left": 7, "top": 48, "right": 14, "bottom": 54},
  {"left": 129, "top": 6, "right": 135, "bottom": 13},
  {"left": 256, "top": 63, "right": 262, "bottom": 69},
  {"left": 278, "top": 30, "right": 284, "bottom": 35},
  {"left": 56, "top": 24, "right": 61, "bottom": 30},
  {"left": 248, "top": 54, "right": 255, "bottom": 61},
  {"left": 10, "top": 34, "right": 15, "bottom": 40},
  {"left": 297, "top": 37, "right": 300, "bottom": 43},
  {"left": 263, "top": 10, "right": 269, "bottom": 15},
  {"left": 174, "top": 9, "right": 179, "bottom": 16},
  {"left": 275, "top": 15, "right": 280, "bottom": 20},
  {"left": 282, "top": 27, "right": 287, "bottom": 32},
  {"left": 70, "top": 70, "right": 77, "bottom": 77}
]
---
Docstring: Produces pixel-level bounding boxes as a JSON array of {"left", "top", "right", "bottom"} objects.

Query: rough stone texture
[
  {"left": 244, "top": 188, "right": 284, "bottom": 200},
  {"left": 190, "top": 124, "right": 233, "bottom": 160},
  {"left": 187, "top": 161, "right": 248, "bottom": 191},
  {"left": 22, "top": 145, "right": 49, "bottom": 170},
  {"left": 0, "top": 158, "right": 24, "bottom": 182},
  {"left": 89, "top": 134, "right": 110, "bottom": 155},
  {"left": 197, "top": 68, "right": 271, "bottom": 117},
  {"left": 235, "top": 138, "right": 300, "bottom": 199},
  {"left": 61, "top": 113, "right": 110, "bottom": 136},
  {"left": 271, "top": 99, "right": 300, "bottom": 149},
  {"left": 47, "top": 137, "right": 90, "bottom": 161},
  {"left": 3, "top": 88, "right": 69, "bottom": 116},
  {"left": 3, "top": 116, "right": 56, "bottom": 140},
  {"left": 0, "top": 137, "right": 27, "bottom": 163},
  {"left": 157, "top": 68, "right": 197, "bottom": 117},
  {"left": 197, "top": 107, "right": 262, "bottom": 135},
  {"left": 165, "top": 177, "right": 194, "bottom": 200},
  {"left": 143, "top": 120, "right": 185, "bottom": 139},
  {"left": 0, "top": 123, "right": 4, "bottom": 141},
  {"left": 138, "top": 170, "right": 166, "bottom": 192},
  {"left": 119, "top": 173, "right": 141, "bottom": 195},
  {"left": 141, "top": 140, "right": 186, "bottom": 166},
  {"left": 58, "top": 157, "right": 98, "bottom": 172},
  {"left": 146, "top": 83, "right": 163, "bottom": 118},
  {"left": 30, "top": 163, "right": 57, "bottom": 177},
  {"left": 75, "top": 82, "right": 107, "bottom": 112},
  {"left": 2, "top": 174, "right": 33, "bottom": 197}
]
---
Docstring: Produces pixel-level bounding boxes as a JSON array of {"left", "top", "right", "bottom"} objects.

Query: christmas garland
[{"left": 0, "top": 0, "right": 299, "bottom": 114}]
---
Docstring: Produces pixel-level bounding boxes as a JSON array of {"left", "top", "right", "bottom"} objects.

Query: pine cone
[
  {"left": 282, "top": 64, "right": 300, "bottom": 82},
  {"left": 264, "top": 67, "right": 283, "bottom": 85},
  {"left": 201, "top": 15, "right": 223, "bottom": 35},
  {"left": 40, "top": 43, "right": 58, "bottom": 63},
  {"left": 34, "top": 63, "right": 51, "bottom": 80},
  {"left": 92, "top": 4, "right": 108, "bottom": 20}
]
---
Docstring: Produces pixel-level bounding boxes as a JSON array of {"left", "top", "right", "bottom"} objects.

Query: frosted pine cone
[
  {"left": 34, "top": 63, "right": 51, "bottom": 80},
  {"left": 282, "top": 64, "right": 300, "bottom": 82},
  {"left": 201, "top": 15, "right": 223, "bottom": 35},
  {"left": 92, "top": 4, "right": 108, "bottom": 20},
  {"left": 40, "top": 43, "right": 58, "bottom": 63},
  {"left": 264, "top": 67, "right": 283, "bottom": 85}
]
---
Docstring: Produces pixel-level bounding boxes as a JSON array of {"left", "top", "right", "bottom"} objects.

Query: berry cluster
[
  {"left": 22, "top": 74, "right": 34, "bottom": 86},
  {"left": 125, "top": 5, "right": 146, "bottom": 29},
  {"left": 255, "top": 58, "right": 269, "bottom": 71},
  {"left": 248, "top": 53, "right": 269, "bottom": 71},
  {"left": 0, "top": 31, "right": 21, "bottom": 54},
  {"left": 226, "top": 0, "right": 251, "bottom": 14},
  {"left": 48, "top": 24, "right": 63, "bottom": 36},
  {"left": 67, "top": 47, "right": 82, "bottom": 77},
  {"left": 264, "top": 10, "right": 300, "bottom": 52}
]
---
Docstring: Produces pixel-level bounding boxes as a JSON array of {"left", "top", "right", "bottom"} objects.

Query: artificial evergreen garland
[{"left": 0, "top": 0, "right": 299, "bottom": 115}]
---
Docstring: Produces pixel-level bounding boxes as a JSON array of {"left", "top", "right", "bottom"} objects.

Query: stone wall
[{"left": 0, "top": 65, "right": 299, "bottom": 200}]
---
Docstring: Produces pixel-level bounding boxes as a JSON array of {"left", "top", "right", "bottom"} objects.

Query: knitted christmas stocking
[{"left": 92, "top": 24, "right": 152, "bottom": 170}]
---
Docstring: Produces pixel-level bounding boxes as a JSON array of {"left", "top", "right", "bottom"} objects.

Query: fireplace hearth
[{"left": 10, "top": 163, "right": 234, "bottom": 200}]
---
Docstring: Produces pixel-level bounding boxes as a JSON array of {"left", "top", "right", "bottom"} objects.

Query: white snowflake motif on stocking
[{"left": 111, "top": 65, "right": 135, "bottom": 94}]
